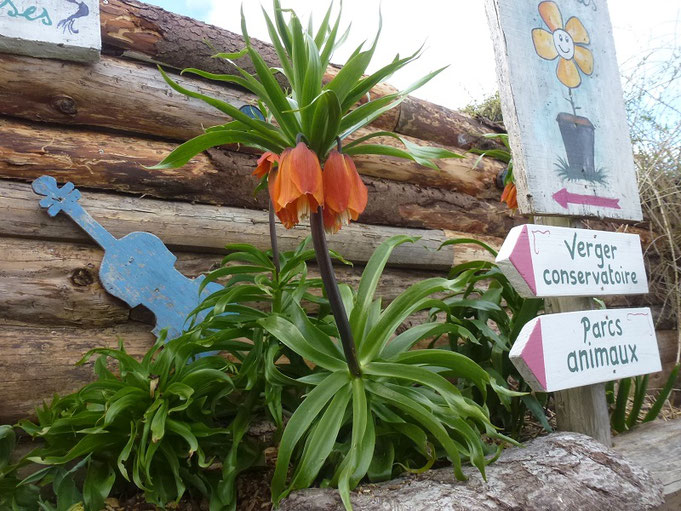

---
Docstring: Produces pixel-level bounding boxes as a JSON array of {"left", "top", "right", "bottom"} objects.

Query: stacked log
[{"left": 0, "top": 0, "right": 673, "bottom": 423}]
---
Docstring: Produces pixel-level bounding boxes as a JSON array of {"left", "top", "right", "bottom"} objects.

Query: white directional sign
[
  {"left": 485, "top": 0, "right": 642, "bottom": 221},
  {"left": 511, "top": 308, "right": 661, "bottom": 392},
  {"left": 0, "top": 0, "right": 100, "bottom": 62},
  {"left": 496, "top": 224, "right": 648, "bottom": 298}
]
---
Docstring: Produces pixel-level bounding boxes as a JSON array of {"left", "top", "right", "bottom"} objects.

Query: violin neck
[{"left": 61, "top": 200, "right": 117, "bottom": 251}]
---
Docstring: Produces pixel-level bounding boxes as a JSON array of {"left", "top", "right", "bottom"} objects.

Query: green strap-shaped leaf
[
  {"left": 360, "top": 278, "right": 456, "bottom": 364},
  {"left": 151, "top": 130, "right": 280, "bottom": 170},
  {"left": 350, "top": 235, "right": 417, "bottom": 346},
  {"left": 83, "top": 458, "right": 116, "bottom": 511},
  {"left": 158, "top": 67, "right": 287, "bottom": 145},
  {"left": 260, "top": 315, "right": 346, "bottom": 371},
  {"left": 380, "top": 323, "right": 462, "bottom": 359},
  {"left": 365, "top": 381, "right": 466, "bottom": 481},
  {"left": 272, "top": 371, "right": 350, "bottom": 504},
  {"left": 363, "top": 362, "right": 489, "bottom": 425},
  {"left": 288, "top": 386, "right": 351, "bottom": 492},
  {"left": 392, "top": 349, "right": 490, "bottom": 394}
]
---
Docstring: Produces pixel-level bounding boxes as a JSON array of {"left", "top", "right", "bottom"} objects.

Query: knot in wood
[
  {"left": 70, "top": 268, "right": 95, "bottom": 287},
  {"left": 51, "top": 95, "right": 78, "bottom": 116}
]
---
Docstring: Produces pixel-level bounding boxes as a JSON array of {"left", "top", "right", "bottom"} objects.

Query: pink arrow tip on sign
[
  {"left": 552, "top": 188, "right": 621, "bottom": 210},
  {"left": 508, "top": 225, "right": 537, "bottom": 295},
  {"left": 522, "top": 320, "right": 547, "bottom": 391}
]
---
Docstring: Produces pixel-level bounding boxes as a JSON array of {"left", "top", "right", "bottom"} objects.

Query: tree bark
[
  {"left": 613, "top": 419, "right": 681, "bottom": 510},
  {"left": 0, "top": 320, "right": 155, "bottom": 423},
  {"left": 0, "top": 55, "right": 504, "bottom": 192},
  {"left": 279, "top": 432, "right": 664, "bottom": 511},
  {"left": 0, "top": 116, "right": 517, "bottom": 236},
  {"left": 0, "top": 180, "right": 455, "bottom": 270},
  {"left": 0, "top": 236, "right": 440, "bottom": 329},
  {"left": 397, "top": 95, "right": 506, "bottom": 150},
  {"left": 0, "top": 54, "right": 245, "bottom": 141}
]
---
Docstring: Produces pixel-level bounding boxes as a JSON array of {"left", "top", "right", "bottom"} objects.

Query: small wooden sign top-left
[{"left": 0, "top": 0, "right": 100, "bottom": 63}]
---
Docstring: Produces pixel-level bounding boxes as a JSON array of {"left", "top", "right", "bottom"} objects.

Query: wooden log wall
[{"left": 0, "top": 0, "right": 674, "bottom": 422}]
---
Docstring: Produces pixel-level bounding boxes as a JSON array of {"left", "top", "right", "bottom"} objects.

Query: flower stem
[
  {"left": 268, "top": 199, "right": 281, "bottom": 275},
  {"left": 310, "top": 208, "right": 362, "bottom": 377}
]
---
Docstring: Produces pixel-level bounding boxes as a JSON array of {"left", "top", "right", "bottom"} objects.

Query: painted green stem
[{"left": 310, "top": 208, "right": 362, "bottom": 377}]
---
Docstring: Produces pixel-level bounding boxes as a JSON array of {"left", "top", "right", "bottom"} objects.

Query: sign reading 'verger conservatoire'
[
  {"left": 0, "top": 0, "right": 100, "bottom": 62},
  {"left": 496, "top": 224, "right": 648, "bottom": 298},
  {"left": 485, "top": 0, "right": 642, "bottom": 221},
  {"left": 510, "top": 308, "right": 661, "bottom": 392}
]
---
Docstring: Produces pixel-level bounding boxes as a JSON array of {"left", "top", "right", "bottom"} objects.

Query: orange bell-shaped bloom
[
  {"left": 501, "top": 182, "right": 518, "bottom": 210},
  {"left": 252, "top": 151, "right": 279, "bottom": 179},
  {"left": 322, "top": 150, "right": 368, "bottom": 234},
  {"left": 269, "top": 142, "right": 324, "bottom": 229}
]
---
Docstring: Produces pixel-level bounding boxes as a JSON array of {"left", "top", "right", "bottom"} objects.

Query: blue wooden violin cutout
[{"left": 32, "top": 175, "right": 223, "bottom": 340}]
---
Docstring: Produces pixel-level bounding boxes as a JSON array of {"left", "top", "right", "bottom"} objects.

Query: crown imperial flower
[
  {"left": 532, "top": 1, "right": 593, "bottom": 88},
  {"left": 268, "top": 142, "right": 324, "bottom": 229},
  {"left": 253, "top": 151, "right": 279, "bottom": 178},
  {"left": 322, "top": 150, "right": 368, "bottom": 234}
]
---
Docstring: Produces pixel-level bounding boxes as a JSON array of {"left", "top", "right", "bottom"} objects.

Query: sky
[{"left": 146, "top": 0, "right": 680, "bottom": 111}]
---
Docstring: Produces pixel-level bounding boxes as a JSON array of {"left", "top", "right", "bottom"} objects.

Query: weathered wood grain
[
  {"left": 0, "top": 118, "right": 518, "bottom": 236},
  {"left": 648, "top": 330, "right": 680, "bottom": 391},
  {"left": 613, "top": 418, "right": 681, "bottom": 511},
  {"left": 0, "top": 320, "right": 154, "bottom": 423},
  {"left": 0, "top": 180, "right": 454, "bottom": 269},
  {"left": 539, "top": 217, "right": 611, "bottom": 446},
  {"left": 0, "top": 54, "right": 243, "bottom": 141},
  {"left": 280, "top": 432, "right": 664, "bottom": 510},
  {"left": 0, "top": 0, "right": 100, "bottom": 63},
  {"left": 0, "top": 237, "right": 441, "bottom": 328},
  {"left": 0, "top": 110, "right": 503, "bottom": 199},
  {"left": 484, "top": 0, "right": 642, "bottom": 221},
  {"left": 99, "top": 0, "right": 504, "bottom": 150}
]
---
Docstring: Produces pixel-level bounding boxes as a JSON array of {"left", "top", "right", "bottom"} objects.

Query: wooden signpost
[
  {"left": 485, "top": 1, "right": 661, "bottom": 445},
  {"left": 496, "top": 224, "right": 648, "bottom": 298},
  {"left": 511, "top": 307, "right": 661, "bottom": 392},
  {"left": 0, "top": 0, "right": 100, "bottom": 62},
  {"left": 485, "top": 0, "right": 642, "bottom": 221}
]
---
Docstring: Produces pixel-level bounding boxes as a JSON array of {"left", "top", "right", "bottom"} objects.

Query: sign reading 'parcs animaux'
[
  {"left": 510, "top": 308, "right": 661, "bottom": 392},
  {"left": 496, "top": 224, "right": 648, "bottom": 298},
  {"left": 0, "top": 0, "right": 100, "bottom": 62}
]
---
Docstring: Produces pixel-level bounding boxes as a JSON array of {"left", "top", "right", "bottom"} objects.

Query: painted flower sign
[
  {"left": 532, "top": 2, "right": 593, "bottom": 88},
  {"left": 485, "top": 0, "right": 642, "bottom": 222}
]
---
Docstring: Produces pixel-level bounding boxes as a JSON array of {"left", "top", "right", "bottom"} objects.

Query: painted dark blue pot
[{"left": 556, "top": 112, "right": 595, "bottom": 179}]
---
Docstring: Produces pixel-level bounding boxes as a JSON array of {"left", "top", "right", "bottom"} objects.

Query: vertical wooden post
[{"left": 538, "top": 216, "right": 612, "bottom": 446}]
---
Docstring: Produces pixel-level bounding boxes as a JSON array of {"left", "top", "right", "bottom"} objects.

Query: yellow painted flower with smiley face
[{"left": 532, "top": 1, "right": 593, "bottom": 88}]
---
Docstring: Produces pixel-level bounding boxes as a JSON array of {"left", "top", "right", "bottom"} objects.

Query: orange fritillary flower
[
  {"left": 501, "top": 182, "right": 518, "bottom": 210},
  {"left": 269, "top": 142, "right": 324, "bottom": 229},
  {"left": 252, "top": 151, "right": 279, "bottom": 179},
  {"left": 532, "top": 1, "right": 593, "bottom": 88},
  {"left": 322, "top": 150, "right": 368, "bottom": 234}
]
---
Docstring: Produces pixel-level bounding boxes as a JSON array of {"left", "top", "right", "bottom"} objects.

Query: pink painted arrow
[
  {"left": 508, "top": 225, "right": 537, "bottom": 295},
  {"left": 520, "top": 320, "right": 547, "bottom": 392},
  {"left": 553, "top": 188, "right": 621, "bottom": 210}
]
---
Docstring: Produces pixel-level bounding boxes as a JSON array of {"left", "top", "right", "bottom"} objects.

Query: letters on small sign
[
  {"left": 496, "top": 224, "right": 649, "bottom": 298},
  {"left": 0, "top": 0, "right": 100, "bottom": 62},
  {"left": 510, "top": 308, "right": 661, "bottom": 393}
]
